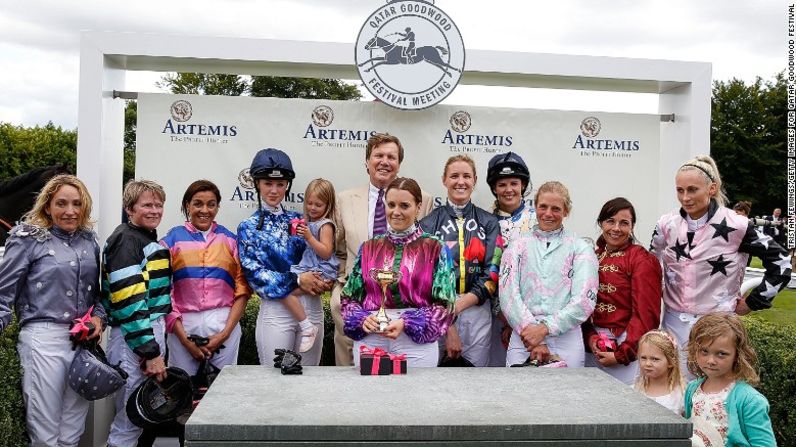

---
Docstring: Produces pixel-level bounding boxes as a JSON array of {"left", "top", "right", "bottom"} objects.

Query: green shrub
[
  {"left": 0, "top": 320, "right": 26, "bottom": 447},
  {"left": 743, "top": 317, "right": 796, "bottom": 446}
]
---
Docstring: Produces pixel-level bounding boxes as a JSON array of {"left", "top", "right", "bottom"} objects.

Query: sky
[{"left": 0, "top": 0, "right": 786, "bottom": 129}]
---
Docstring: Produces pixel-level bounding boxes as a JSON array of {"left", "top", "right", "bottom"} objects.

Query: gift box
[
  {"left": 289, "top": 218, "right": 306, "bottom": 236},
  {"left": 359, "top": 346, "right": 407, "bottom": 375}
]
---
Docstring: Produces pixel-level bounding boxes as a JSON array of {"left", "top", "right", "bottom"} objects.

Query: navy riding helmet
[
  {"left": 249, "top": 148, "right": 296, "bottom": 229},
  {"left": 486, "top": 151, "right": 531, "bottom": 197}
]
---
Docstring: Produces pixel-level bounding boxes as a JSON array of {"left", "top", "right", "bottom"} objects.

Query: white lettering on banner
[{"left": 135, "top": 93, "right": 661, "bottom": 241}]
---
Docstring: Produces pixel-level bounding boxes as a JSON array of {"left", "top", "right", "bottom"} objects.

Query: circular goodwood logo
[
  {"left": 355, "top": 0, "right": 465, "bottom": 110},
  {"left": 449, "top": 111, "right": 471, "bottom": 133},
  {"left": 311, "top": 105, "right": 334, "bottom": 127},
  {"left": 170, "top": 100, "right": 193, "bottom": 122},
  {"left": 238, "top": 169, "right": 254, "bottom": 190},
  {"left": 580, "top": 116, "right": 601, "bottom": 138}
]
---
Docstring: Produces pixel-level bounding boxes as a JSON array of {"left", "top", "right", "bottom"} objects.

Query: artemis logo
[
  {"left": 572, "top": 116, "right": 640, "bottom": 153},
  {"left": 170, "top": 100, "right": 192, "bottom": 122}
]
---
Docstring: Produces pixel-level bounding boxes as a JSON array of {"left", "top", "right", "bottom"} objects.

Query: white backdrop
[{"left": 137, "top": 93, "right": 663, "bottom": 241}]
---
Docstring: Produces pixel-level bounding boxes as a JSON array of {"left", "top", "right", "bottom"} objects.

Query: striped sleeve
[{"left": 102, "top": 233, "right": 169, "bottom": 359}]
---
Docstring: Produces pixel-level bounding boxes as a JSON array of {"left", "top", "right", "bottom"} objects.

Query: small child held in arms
[
  {"left": 283, "top": 179, "right": 339, "bottom": 352},
  {"left": 686, "top": 313, "right": 776, "bottom": 447},
  {"left": 634, "top": 330, "right": 685, "bottom": 416}
]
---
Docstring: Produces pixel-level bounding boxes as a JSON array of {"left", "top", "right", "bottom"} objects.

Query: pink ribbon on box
[
  {"left": 389, "top": 353, "right": 406, "bottom": 374},
  {"left": 359, "top": 345, "right": 388, "bottom": 375},
  {"left": 290, "top": 218, "right": 306, "bottom": 236},
  {"left": 69, "top": 305, "right": 94, "bottom": 338}
]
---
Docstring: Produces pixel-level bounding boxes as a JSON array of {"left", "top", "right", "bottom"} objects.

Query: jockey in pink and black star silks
[{"left": 650, "top": 155, "right": 791, "bottom": 379}]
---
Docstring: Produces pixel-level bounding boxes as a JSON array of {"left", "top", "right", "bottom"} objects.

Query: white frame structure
[{"left": 77, "top": 31, "right": 711, "bottom": 445}]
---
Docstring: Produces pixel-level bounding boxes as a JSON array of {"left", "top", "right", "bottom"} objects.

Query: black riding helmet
[
  {"left": 126, "top": 367, "right": 193, "bottom": 429},
  {"left": 249, "top": 148, "right": 295, "bottom": 229},
  {"left": 486, "top": 151, "right": 531, "bottom": 197}
]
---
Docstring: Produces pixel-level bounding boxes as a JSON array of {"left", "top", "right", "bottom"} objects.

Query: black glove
[
  {"left": 510, "top": 356, "right": 540, "bottom": 368},
  {"left": 273, "top": 349, "right": 303, "bottom": 375}
]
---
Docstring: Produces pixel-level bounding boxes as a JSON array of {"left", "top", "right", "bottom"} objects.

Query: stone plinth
[{"left": 185, "top": 366, "right": 690, "bottom": 446}]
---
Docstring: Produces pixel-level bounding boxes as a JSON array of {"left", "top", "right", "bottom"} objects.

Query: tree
[
  {"left": 157, "top": 73, "right": 362, "bottom": 100},
  {"left": 0, "top": 122, "right": 76, "bottom": 179},
  {"left": 123, "top": 100, "right": 137, "bottom": 184},
  {"left": 156, "top": 73, "right": 248, "bottom": 96},
  {"left": 710, "top": 73, "right": 786, "bottom": 217},
  {"left": 250, "top": 77, "right": 361, "bottom": 100}
]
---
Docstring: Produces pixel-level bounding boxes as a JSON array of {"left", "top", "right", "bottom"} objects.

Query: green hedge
[
  {"left": 0, "top": 312, "right": 793, "bottom": 446},
  {"left": 742, "top": 318, "right": 795, "bottom": 446},
  {"left": 0, "top": 320, "right": 26, "bottom": 447}
]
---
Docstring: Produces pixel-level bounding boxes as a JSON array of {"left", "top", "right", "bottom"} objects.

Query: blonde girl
[
  {"left": 685, "top": 313, "right": 775, "bottom": 446},
  {"left": 285, "top": 179, "right": 340, "bottom": 352},
  {"left": 634, "top": 330, "right": 685, "bottom": 415}
]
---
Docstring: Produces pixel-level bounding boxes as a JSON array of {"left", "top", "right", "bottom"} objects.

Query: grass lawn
[{"left": 744, "top": 288, "right": 796, "bottom": 328}]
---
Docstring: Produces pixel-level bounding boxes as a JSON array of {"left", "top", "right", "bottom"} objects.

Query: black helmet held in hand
[
  {"left": 126, "top": 367, "right": 194, "bottom": 428},
  {"left": 486, "top": 151, "right": 531, "bottom": 197}
]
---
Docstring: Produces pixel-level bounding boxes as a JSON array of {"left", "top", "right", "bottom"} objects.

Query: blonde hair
[
  {"left": 677, "top": 155, "right": 728, "bottom": 207},
  {"left": 635, "top": 330, "right": 685, "bottom": 393},
  {"left": 686, "top": 313, "right": 760, "bottom": 386},
  {"left": 23, "top": 174, "right": 94, "bottom": 231},
  {"left": 123, "top": 179, "right": 166, "bottom": 213},
  {"left": 303, "top": 178, "right": 337, "bottom": 221},
  {"left": 534, "top": 181, "right": 572, "bottom": 213},
  {"left": 443, "top": 155, "right": 477, "bottom": 179}
]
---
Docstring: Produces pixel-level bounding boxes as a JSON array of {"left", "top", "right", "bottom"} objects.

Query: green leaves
[{"left": 711, "top": 73, "right": 786, "bottom": 214}]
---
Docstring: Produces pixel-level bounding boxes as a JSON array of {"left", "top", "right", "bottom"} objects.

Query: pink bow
[
  {"left": 359, "top": 345, "right": 388, "bottom": 375},
  {"left": 596, "top": 332, "right": 616, "bottom": 352},
  {"left": 389, "top": 353, "right": 406, "bottom": 374},
  {"left": 290, "top": 218, "right": 306, "bottom": 236},
  {"left": 69, "top": 305, "right": 94, "bottom": 338}
]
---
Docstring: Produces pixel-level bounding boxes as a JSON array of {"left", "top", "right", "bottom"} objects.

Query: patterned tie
[{"left": 373, "top": 189, "right": 387, "bottom": 236}]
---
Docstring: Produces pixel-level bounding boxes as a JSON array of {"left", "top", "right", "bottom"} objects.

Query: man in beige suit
[{"left": 332, "top": 133, "right": 434, "bottom": 365}]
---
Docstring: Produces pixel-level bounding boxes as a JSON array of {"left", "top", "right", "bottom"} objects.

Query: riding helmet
[
  {"left": 249, "top": 148, "right": 295, "bottom": 181},
  {"left": 126, "top": 367, "right": 194, "bottom": 428},
  {"left": 486, "top": 151, "right": 531, "bottom": 197}
]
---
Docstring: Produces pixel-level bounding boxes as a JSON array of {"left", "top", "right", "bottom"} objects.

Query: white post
[{"left": 76, "top": 34, "right": 125, "bottom": 447}]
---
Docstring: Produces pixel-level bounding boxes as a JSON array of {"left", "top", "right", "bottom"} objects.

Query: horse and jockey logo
[
  {"left": 238, "top": 169, "right": 254, "bottom": 190},
  {"left": 580, "top": 117, "right": 602, "bottom": 138},
  {"left": 449, "top": 111, "right": 471, "bottom": 133},
  {"left": 311, "top": 105, "right": 334, "bottom": 128},
  {"left": 355, "top": 0, "right": 465, "bottom": 110},
  {"left": 170, "top": 100, "right": 193, "bottom": 122}
]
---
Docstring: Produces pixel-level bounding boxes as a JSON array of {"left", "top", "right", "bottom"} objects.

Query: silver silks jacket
[{"left": 0, "top": 224, "right": 106, "bottom": 331}]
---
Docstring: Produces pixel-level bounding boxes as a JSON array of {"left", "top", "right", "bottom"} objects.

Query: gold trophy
[{"left": 369, "top": 267, "right": 402, "bottom": 332}]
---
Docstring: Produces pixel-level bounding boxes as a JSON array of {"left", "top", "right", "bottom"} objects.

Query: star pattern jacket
[
  {"left": 341, "top": 228, "right": 456, "bottom": 344},
  {"left": 650, "top": 201, "right": 791, "bottom": 313},
  {"left": 582, "top": 242, "right": 662, "bottom": 365},
  {"left": 419, "top": 202, "right": 499, "bottom": 305}
]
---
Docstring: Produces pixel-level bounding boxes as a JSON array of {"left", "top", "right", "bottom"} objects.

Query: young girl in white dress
[{"left": 634, "top": 330, "right": 685, "bottom": 415}]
